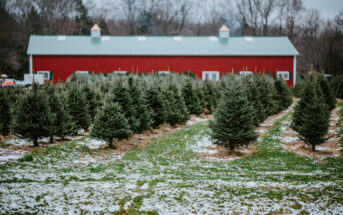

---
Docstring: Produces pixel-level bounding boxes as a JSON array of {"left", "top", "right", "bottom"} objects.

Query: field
[{"left": 1, "top": 103, "right": 342, "bottom": 214}]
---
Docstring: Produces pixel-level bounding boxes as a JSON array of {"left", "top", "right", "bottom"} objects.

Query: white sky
[{"left": 303, "top": 0, "right": 343, "bottom": 19}]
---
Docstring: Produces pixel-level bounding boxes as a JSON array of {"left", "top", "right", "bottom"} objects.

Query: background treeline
[
  {"left": 0, "top": 73, "right": 292, "bottom": 147},
  {"left": 0, "top": 0, "right": 342, "bottom": 79}
]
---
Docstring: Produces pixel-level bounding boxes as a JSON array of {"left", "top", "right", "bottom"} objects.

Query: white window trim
[
  {"left": 36, "top": 71, "right": 50, "bottom": 80},
  {"left": 75, "top": 71, "right": 90, "bottom": 75},
  {"left": 202, "top": 71, "right": 219, "bottom": 81},
  {"left": 276, "top": 71, "right": 290, "bottom": 81},
  {"left": 157, "top": 71, "right": 171, "bottom": 75},
  {"left": 239, "top": 71, "right": 253, "bottom": 76},
  {"left": 113, "top": 71, "right": 128, "bottom": 74}
]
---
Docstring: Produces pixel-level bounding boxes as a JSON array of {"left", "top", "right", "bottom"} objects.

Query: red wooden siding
[{"left": 33, "top": 56, "right": 294, "bottom": 86}]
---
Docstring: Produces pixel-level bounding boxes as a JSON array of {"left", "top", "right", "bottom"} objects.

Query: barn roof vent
[
  {"left": 91, "top": 24, "right": 101, "bottom": 38},
  {"left": 219, "top": 25, "right": 230, "bottom": 39}
]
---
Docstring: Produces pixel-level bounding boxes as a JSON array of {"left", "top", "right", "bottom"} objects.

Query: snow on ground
[
  {"left": 78, "top": 138, "right": 107, "bottom": 149},
  {"left": 186, "top": 116, "right": 209, "bottom": 126},
  {"left": 0, "top": 149, "right": 28, "bottom": 163},
  {"left": 4, "top": 138, "right": 31, "bottom": 146},
  {"left": 187, "top": 136, "right": 217, "bottom": 155}
]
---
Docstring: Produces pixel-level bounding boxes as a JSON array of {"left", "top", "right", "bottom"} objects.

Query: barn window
[
  {"left": 157, "top": 71, "right": 171, "bottom": 75},
  {"left": 202, "top": 71, "right": 219, "bottom": 81},
  {"left": 36, "top": 71, "right": 51, "bottom": 80},
  {"left": 276, "top": 71, "right": 290, "bottom": 80},
  {"left": 113, "top": 71, "right": 127, "bottom": 74},
  {"left": 239, "top": 71, "right": 253, "bottom": 76},
  {"left": 75, "top": 71, "right": 90, "bottom": 75}
]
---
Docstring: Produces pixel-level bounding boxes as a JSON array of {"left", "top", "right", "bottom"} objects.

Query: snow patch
[
  {"left": 0, "top": 149, "right": 28, "bottom": 163},
  {"left": 79, "top": 138, "right": 107, "bottom": 149},
  {"left": 188, "top": 136, "right": 217, "bottom": 155}
]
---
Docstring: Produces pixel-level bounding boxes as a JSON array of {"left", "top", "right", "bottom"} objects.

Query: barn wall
[{"left": 33, "top": 56, "right": 294, "bottom": 86}]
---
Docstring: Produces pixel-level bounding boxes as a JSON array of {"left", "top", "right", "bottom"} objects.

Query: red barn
[{"left": 27, "top": 25, "right": 299, "bottom": 86}]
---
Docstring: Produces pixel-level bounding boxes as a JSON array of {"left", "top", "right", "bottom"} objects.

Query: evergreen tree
[
  {"left": 111, "top": 80, "right": 137, "bottom": 133},
  {"left": 0, "top": 87, "right": 10, "bottom": 136},
  {"left": 11, "top": 84, "right": 51, "bottom": 146},
  {"left": 274, "top": 79, "right": 293, "bottom": 112},
  {"left": 297, "top": 84, "right": 330, "bottom": 151},
  {"left": 245, "top": 77, "right": 265, "bottom": 126},
  {"left": 55, "top": 93, "right": 75, "bottom": 140},
  {"left": 317, "top": 74, "right": 336, "bottom": 110},
  {"left": 81, "top": 85, "right": 98, "bottom": 121},
  {"left": 182, "top": 79, "right": 203, "bottom": 115},
  {"left": 99, "top": 18, "right": 109, "bottom": 35},
  {"left": 44, "top": 84, "right": 60, "bottom": 143},
  {"left": 66, "top": 85, "right": 90, "bottom": 133},
  {"left": 91, "top": 99, "right": 132, "bottom": 148},
  {"left": 75, "top": 0, "right": 93, "bottom": 35},
  {"left": 291, "top": 76, "right": 317, "bottom": 132},
  {"left": 209, "top": 84, "right": 258, "bottom": 152},
  {"left": 146, "top": 85, "right": 167, "bottom": 128},
  {"left": 256, "top": 75, "right": 278, "bottom": 118},
  {"left": 128, "top": 77, "right": 152, "bottom": 133},
  {"left": 203, "top": 80, "right": 220, "bottom": 113}
]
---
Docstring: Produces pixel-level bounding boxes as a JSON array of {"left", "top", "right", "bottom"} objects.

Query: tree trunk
[
  {"left": 50, "top": 135, "right": 54, "bottom": 144},
  {"left": 33, "top": 138, "right": 38, "bottom": 147},
  {"left": 312, "top": 144, "right": 316, "bottom": 151},
  {"left": 108, "top": 138, "right": 116, "bottom": 149}
]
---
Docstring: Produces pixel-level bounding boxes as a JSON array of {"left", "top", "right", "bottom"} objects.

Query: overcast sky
[{"left": 303, "top": 0, "right": 343, "bottom": 19}]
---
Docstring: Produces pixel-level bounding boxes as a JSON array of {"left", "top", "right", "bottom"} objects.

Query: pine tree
[
  {"left": 317, "top": 74, "right": 336, "bottom": 111},
  {"left": 146, "top": 85, "right": 167, "bottom": 128},
  {"left": 297, "top": 84, "right": 330, "bottom": 151},
  {"left": 274, "top": 79, "right": 293, "bottom": 112},
  {"left": 256, "top": 75, "right": 278, "bottom": 118},
  {"left": 44, "top": 84, "right": 60, "bottom": 143},
  {"left": 91, "top": 99, "right": 132, "bottom": 148},
  {"left": 182, "top": 80, "right": 203, "bottom": 115},
  {"left": 56, "top": 93, "right": 76, "bottom": 140},
  {"left": 203, "top": 80, "right": 220, "bottom": 113},
  {"left": 245, "top": 77, "right": 265, "bottom": 126},
  {"left": 111, "top": 80, "right": 138, "bottom": 133},
  {"left": 66, "top": 85, "right": 90, "bottom": 133},
  {"left": 81, "top": 85, "right": 98, "bottom": 121},
  {"left": 128, "top": 77, "right": 152, "bottom": 133},
  {"left": 11, "top": 84, "right": 51, "bottom": 146},
  {"left": 0, "top": 87, "right": 10, "bottom": 136},
  {"left": 291, "top": 76, "right": 317, "bottom": 132},
  {"left": 209, "top": 84, "right": 258, "bottom": 152}
]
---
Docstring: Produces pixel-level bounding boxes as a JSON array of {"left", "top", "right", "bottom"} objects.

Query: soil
[{"left": 282, "top": 106, "right": 342, "bottom": 161}]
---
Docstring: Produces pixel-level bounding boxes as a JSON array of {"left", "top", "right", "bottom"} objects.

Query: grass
[{"left": 0, "top": 105, "right": 342, "bottom": 214}]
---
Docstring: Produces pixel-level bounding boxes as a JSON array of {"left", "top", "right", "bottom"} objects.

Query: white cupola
[
  {"left": 219, "top": 25, "right": 230, "bottom": 39},
  {"left": 91, "top": 24, "right": 101, "bottom": 38}
]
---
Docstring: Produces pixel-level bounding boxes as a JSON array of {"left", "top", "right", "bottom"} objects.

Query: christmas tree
[
  {"left": 256, "top": 75, "right": 278, "bottom": 118},
  {"left": 0, "top": 87, "right": 11, "bottom": 136},
  {"left": 91, "top": 99, "right": 132, "bottom": 148},
  {"left": 274, "top": 79, "right": 293, "bottom": 112},
  {"left": 182, "top": 79, "right": 203, "bottom": 115},
  {"left": 81, "top": 85, "right": 99, "bottom": 121},
  {"left": 128, "top": 77, "right": 152, "bottom": 133},
  {"left": 54, "top": 92, "right": 75, "bottom": 140},
  {"left": 209, "top": 84, "right": 258, "bottom": 152},
  {"left": 11, "top": 84, "right": 51, "bottom": 146},
  {"left": 44, "top": 84, "right": 60, "bottom": 143},
  {"left": 66, "top": 85, "right": 90, "bottom": 133},
  {"left": 202, "top": 80, "right": 220, "bottom": 113},
  {"left": 245, "top": 77, "right": 265, "bottom": 126},
  {"left": 297, "top": 84, "right": 330, "bottom": 151},
  {"left": 317, "top": 74, "right": 336, "bottom": 111},
  {"left": 146, "top": 85, "right": 167, "bottom": 128}
]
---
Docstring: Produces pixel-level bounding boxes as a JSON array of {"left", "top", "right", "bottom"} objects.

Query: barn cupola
[
  {"left": 219, "top": 25, "right": 230, "bottom": 40},
  {"left": 91, "top": 24, "right": 101, "bottom": 38}
]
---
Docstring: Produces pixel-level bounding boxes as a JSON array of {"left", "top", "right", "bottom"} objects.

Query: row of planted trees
[{"left": 0, "top": 73, "right": 293, "bottom": 148}]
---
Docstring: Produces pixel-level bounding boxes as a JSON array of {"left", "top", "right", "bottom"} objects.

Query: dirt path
[
  {"left": 200, "top": 103, "right": 295, "bottom": 161},
  {"left": 282, "top": 106, "right": 342, "bottom": 161}
]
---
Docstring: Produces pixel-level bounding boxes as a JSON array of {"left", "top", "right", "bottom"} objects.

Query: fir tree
[
  {"left": 128, "top": 77, "right": 152, "bottom": 133},
  {"left": 317, "top": 74, "right": 336, "bottom": 110},
  {"left": 0, "top": 87, "right": 10, "bottom": 136},
  {"left": 291, "top": 76, "right": 317, "bottom": 132},
  {"left": 66, "top": 85, "right": 90, "bottom": 133},
  {"left": 256, "top": 75, "right": 278, "bottom": 118},
  {"left": 203, "top": 80, "right": 220, "bottom": 113},
  {"left": 11, "top": 84, "right": 51, "bottom": 146},
  {"left": 146, "top": 85, "right": 167, "bottom": 128},
  {"left": 274, "top": 79, "right": 293, "bottom": 112},
  {"left": 81, "top": 85, "right": 98, "bottom": 121},
  {"left": 91, "top": 99, "right": 132, "bottom": 148},
  {"left": 297, "top": 84, "right": 330, "bottom": 151},
  {"left": 111, "top": 80, "right": 138, "bottom": 133},
  {"left": 182, "top": 79, "right": 203, "bottom": 115},
  {"left": 44, "top": 84, "right": 60, "bottom": 143},
  {"left": 209, "top": 84, "right": 258, "bottom": 152},
  {"left": 245, "top": 77, "right": 265, "bottom": 126}
]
